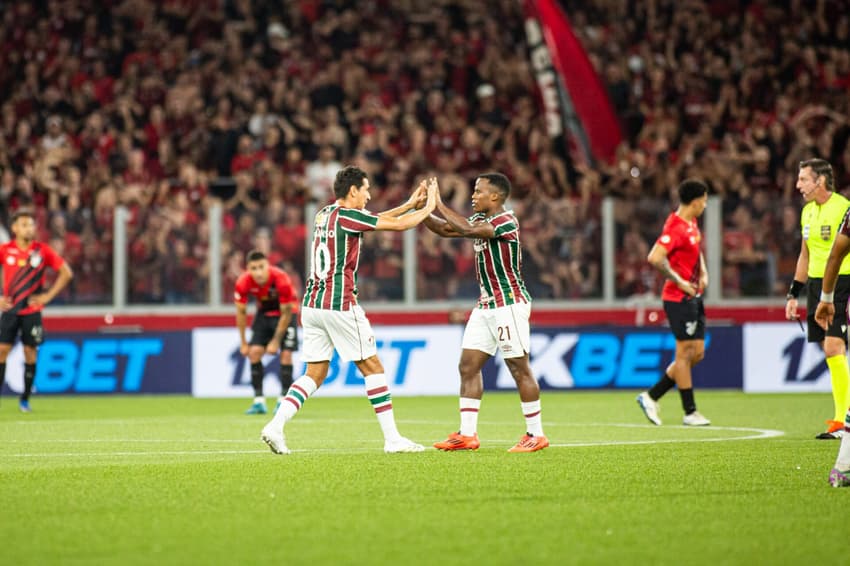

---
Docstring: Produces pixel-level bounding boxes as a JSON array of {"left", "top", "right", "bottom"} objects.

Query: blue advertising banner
[
  {"left": 1, "top": 332, "right": 191, "bottom": 395},
  {"left": 482, "top": 326, "right": 743, "bottom": 391}
]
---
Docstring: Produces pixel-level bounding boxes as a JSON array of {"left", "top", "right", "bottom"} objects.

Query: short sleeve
[
  {"left": 233, "top": 274, "right": 249, "bottom": 304},
  {"left": 839, "top": 207, "right": 850, "bottom": 238},
  {"left": 656, "top": 225, "right": 679, "bottom": 252},
  {"left": 40, "top": 244, "right": 64, "bottom": 270},
  {"left": 274, "top": 271, "right": 296, "bottom": 304},
  {"left": 492, "top": 217, "right": 519, "bottom": 241},
  {"left": 338, "top": 208, "right": 379, "bottom": 234}
]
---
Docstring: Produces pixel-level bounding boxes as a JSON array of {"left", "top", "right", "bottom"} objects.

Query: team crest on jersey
[
  {"left": 29, "top": 251, "right": 42, "bottom": 268},
  {"left": 660, "top": 234, "right": 671, "bottom": 244},
  {"left": 821, "top": 225, "right": 831, "bottom": 240},
  {"left": 6, "top": 256, "right": 13, "bottom": 265}
]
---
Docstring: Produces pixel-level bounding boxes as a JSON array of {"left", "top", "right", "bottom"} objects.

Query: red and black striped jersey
[{"left": 0, "top": 241, "right": 64, "bottom": 315}]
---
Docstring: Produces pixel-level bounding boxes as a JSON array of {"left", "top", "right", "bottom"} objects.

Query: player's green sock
[
  {"left": 365, "top": 373, "right": 400, "bottom": 440},
  {"left": 271, "top": 376, "right": 317, "bottom": 427},
  {"left": 826, "top": 355, "right": 849, "bottom": 422}
]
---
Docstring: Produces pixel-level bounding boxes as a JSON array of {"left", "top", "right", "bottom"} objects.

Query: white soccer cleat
[
  {"left": 384, "top": 436, "right": 425, "bottom": 453},
  {"left": 261, "top": 424, "right": 291, "bottom": 455},
  {"left": 636, "top": 392, "right": 662, "bottom": 426},
  {"left": 682, "top": 411, "right": 711, "bottom": 426}
]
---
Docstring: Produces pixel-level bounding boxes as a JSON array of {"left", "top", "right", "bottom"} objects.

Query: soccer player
[
  {"left": 424, "top": 173, "right": 548, "bottom": 453},
  {"left": 637, "top": 179, "right": 711, "bottom": 427},
  {"left": 0, "top": 210, "right": 73, "bottom": 412},
  {"left": 785, "top": 158, "right": 850, "bottom": 439},
  {"left": 234, "top": 249, "right": 298, "bottom": 415},
  {"left": 260, "top": 166, "right": 436, "bottom": 454},
  {"left": 814, "top": 205, "right": 850, "bottom": 486}
]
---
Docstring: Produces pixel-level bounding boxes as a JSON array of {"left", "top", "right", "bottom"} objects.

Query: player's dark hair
[
  {"left": 678, "top": 179, "right": 708, "bottom": 204},
  {"left": 246, "top": 250, "right": 266, "bottom": 264},
  {"left": 333, "top": 166, "right": 368, "bottom": 199},
  {"left": 799, "top": 158, "right": 835, "bottom": 191},
  {"left": 478, "top": 172, "right": 511, "bottom": 201},
  {"left": 10, "top": 209, "right": 34, "bottom": 224}
]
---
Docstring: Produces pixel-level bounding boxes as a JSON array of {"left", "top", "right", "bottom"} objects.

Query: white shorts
[
  {"left": 301, "top": 306, "right": 378, "bottom": 362},
  {"left": 461, "top": 302, "right": 531, "bottom": 359}
]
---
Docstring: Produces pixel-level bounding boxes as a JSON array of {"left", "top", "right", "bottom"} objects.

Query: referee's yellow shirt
[{"left": 802, "top": 192, "right": 850, "bottom": 278}]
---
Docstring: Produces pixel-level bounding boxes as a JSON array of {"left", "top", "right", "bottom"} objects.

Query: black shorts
[
  {"left": 0, "top": 311, "right": 44, "bottom": 347},
  {"left": 250, "top": 312, "right": 299, "bottom": 351},
  {"left": 806, "top": 276, "right": 850, "bottom": 344},
  {"left": 663, "top": 296, "right": 706, "bottom": 341}
]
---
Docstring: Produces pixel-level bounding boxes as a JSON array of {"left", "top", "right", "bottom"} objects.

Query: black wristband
[{"left": 787, "top": 279, "right": 805, "bottom": 300}]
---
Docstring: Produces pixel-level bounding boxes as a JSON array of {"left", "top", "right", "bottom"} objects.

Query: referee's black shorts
[
  {"left": 806, "top": 276, "right": 850, "bottom": 344},
  {"left": 663, "top": 296, "right": 705, "bottom": 341}
]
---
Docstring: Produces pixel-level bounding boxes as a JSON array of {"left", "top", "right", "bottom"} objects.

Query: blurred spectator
[{"left": 0, "top": 0, "right": 846, "bottom": 305}]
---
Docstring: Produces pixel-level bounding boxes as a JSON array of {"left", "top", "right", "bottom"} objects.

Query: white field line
[{"left": 1, "top": 424, "right": 784, "bottom": 458}]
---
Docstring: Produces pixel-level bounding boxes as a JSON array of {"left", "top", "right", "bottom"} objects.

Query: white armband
[{"left": 821, "top": 290, "right": 835, "bottom": 303}]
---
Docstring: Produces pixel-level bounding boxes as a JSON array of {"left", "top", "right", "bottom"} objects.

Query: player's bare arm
[
  {"left": 815, "top": 233, "right": 850, "bottom": 330},
  {"left": 647, "top": 243, "right": 697, "bottom": 297},
  {"left": 378, "top": 181, "right": 427, "bottom": 218},
  {"left": 434, "top": 189, "right": 496, "bottom": 239},
  {"left": 235, "top": 302, "right": 250, "bottom": 356},
  {"left": 786, "top": 238, "right": 809, "bottom": 321},
  {"left": 699, "top": 253, "right": 709, "bottom": 293},
  {"left": 27, "top": 262, "right": 73, "bottom": 308},
  {"left": 266, "top": 303, "right": 293, "bottom": 355},
  {"left": 374, "top": 181, "right": 437, "bottom": 231},
  {"left": 423, "top": 214, "right": 465, "bottom": 238}
]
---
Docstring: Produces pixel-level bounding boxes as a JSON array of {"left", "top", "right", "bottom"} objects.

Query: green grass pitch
[{"left": 0, "top": 391, "right": 846, "bottom": 565}]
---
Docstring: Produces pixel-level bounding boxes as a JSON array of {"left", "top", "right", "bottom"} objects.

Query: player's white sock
[
  {"left": 521, "top": 400, "right": 544, "bottom": 436},
  {"left": 459, "top": 397, "right": 481, "bottom": 436},
  {"left": 271, "top": 376, "right": 317, "bottom": 427},
  {"left": 253, "top": 396, "right": 264, "bottom": 404},
  {"left": 836, "top": 410, "right": 850, "bottom": 470},
  {"left": 365, "top": 373, "right": 401, "bottom": 441}
]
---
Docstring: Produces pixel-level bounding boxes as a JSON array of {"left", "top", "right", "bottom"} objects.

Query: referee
[{"left": 785, "top": 158, "right": 850, "bottom": 439}]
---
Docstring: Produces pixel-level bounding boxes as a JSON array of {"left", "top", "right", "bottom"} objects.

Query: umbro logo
[{"left": 685, "top": 321, "right": 698, "bottom": 336}]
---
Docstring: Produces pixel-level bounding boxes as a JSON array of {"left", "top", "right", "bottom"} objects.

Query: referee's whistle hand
[
  {"left": 785, "top": 300, "right": 798, "bottom": 321},
  {"left": 815, "top": 302, "right": 834, "bottom": 330}
]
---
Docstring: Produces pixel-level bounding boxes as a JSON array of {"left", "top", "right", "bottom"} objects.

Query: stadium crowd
[{"left": 0, "top": 0, "right": 848, "bottom": 304}]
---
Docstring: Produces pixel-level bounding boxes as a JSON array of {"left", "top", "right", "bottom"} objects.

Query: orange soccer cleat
[
  {"left": 508, "top": 434, "right": 549, "bottom": 453},
  {"left": 433, "top": 432, "right": 480, "bottom": 451}
]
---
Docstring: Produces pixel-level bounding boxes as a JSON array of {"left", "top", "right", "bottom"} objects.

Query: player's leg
[
  {"left": 829, "top": 409, "right": 850, "bottom": 486},
  {"left": 244, "top": 346, "right": 267, "bottom": 414},
  {"left": 637, "top": 301, "right": 683, "bottom": 425},
  {"left": 274, "top": 316, "right": 298, "bottom": 412},
  {"left": 434, "top": 308, "right": 496, "bottom": 450},
  {"left": 0, "top": 312, "right": 19, "bottom": 404},
  {"left": 504, "top": 354, "right": 549, "bottom": 452},
  {"left": 0, "top": 341, "right": 11, "bottom": 405},
  {"left": 261, "top": 308, "right": 331, "bottom": 454},
  {"left": 822, "top": 337, "right": 848, "bottom": 437},
  {"left": 354, "top": 354, "right": 423, "bottom": 453},
  {"left": 19, "top": 314, "right": 43, "bottom": 413},
  {"left": 674, "top": 339, "right": 711, "bottom": 425},
  {"left": 821, "top": 278, "right": 850, "bottom": 438},
  {"left": 245, "top": 314, "right": 274, "bottom": 414}
]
